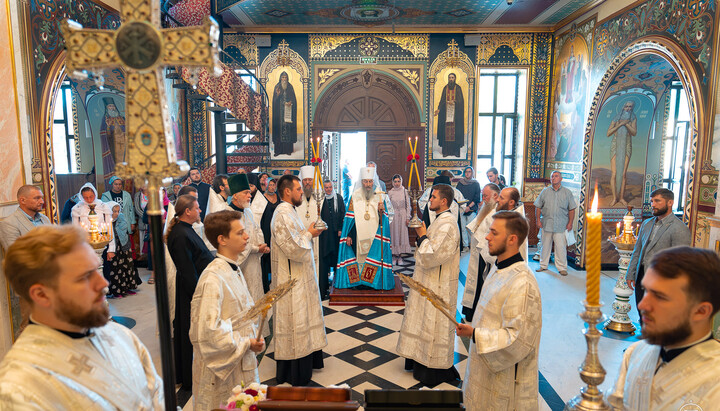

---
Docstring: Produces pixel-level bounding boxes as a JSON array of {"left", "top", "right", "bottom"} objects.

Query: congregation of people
[{"left": 0, "top": 161, "right": 719, "bottom": 411}]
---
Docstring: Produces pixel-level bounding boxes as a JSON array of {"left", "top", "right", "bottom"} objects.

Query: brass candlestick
[
  {"left": 605, "top": 206, "right": 637, "bottom": 335},
  {"left": 565, "top": 302, "right": 610, "bottom": 411},
  {"left": 312, "top": 188, "right": 328, "bottom": 230},
  {"left": 408, "top": 187, "right": 423, "bottom": 228}
]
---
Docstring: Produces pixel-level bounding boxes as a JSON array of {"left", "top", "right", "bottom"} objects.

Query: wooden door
[{"left": 366, "top": 129, "right": 424, "bottom": 190}]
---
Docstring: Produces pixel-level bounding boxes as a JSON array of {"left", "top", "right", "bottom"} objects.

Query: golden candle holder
[
  {"left": 312, "top": 188, "right": 329, "bottom": 231},
  {"left": 408, "top": 187, "right": 424, "bottom": 228},
  {"left": 565, "top": 302, "right": 610, "bottom": 411},
  {"left": 83, "top": 204, "right": 113, "bottom": 268},
  {"left": 605, "top": 206, "right": 637, "bottom": 335}
]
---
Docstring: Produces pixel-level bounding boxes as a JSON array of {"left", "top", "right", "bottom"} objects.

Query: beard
[
  {"left": 652, "top": 205, "right": 669, "bottom": 216},
  {"left": 106, "top": 108, "right": 121, "bottom": 118},
  {"left": 291, "top": 195, "right": 302, "bottom": 207},
  {"left": 477, "top": 200, "right": 496, "bottom": 221},
  {"left": 303, "top": 186, "right": 313, "bottom": 199},
  {"left": 641, "top": 314, "right": 693, "bottom": 346},
  {"left": 56, "top": 292, "right": 109, "bottom": 329},
  {"left": 363, "top": 187, "right": 374, "bottom": 201},
  {"left": 488, "top": 240, "right": 506, "bottom": 257}
]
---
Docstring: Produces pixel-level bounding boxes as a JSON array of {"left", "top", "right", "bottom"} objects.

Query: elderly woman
[
  {"left": 456, "top": 166, "right": 481, "bottom": 249},
  {"left": 388, "top": 174, "right": 412, "bottom": 265}
]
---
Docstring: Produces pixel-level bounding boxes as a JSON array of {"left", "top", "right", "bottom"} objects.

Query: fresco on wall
[
  {"left": 269, "top": 67, "right": 304, "bottom": 160},
  {"left": 548, "top": 20, "right": 593, "bottom": 164},
  {"left": 164, "top": 72, "right": 185, "bottom": 163},
  {"left": 591, "top": 91, "right": 654, "bottom": 208},
  {"left": 87, "top": 93, "right": 126, "bottom": 183},
  {"left": 432, "top": 68, "right": 469, "bottom": 160}
]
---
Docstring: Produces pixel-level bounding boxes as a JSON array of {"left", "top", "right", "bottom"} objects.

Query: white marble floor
[{"left": 114, "top": 248, "right": 640, "bottom": 411}]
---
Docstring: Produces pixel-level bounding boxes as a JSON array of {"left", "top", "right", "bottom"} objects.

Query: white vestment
[
  {"left": 350, "top": 189, "right": 386, "bottom": 265},
  {"left": 0, "top": 322, "right": 162, "bottom": 410},
  {"left": 270, "top": 201, "right": 327, "bottom": 360},
  {"left": 250, "top": 192, "right": 268, "bottom": 224},
  {"left": 207, "top": 190, "right": 231, "bottom": 215},
  {"left": 418, "top": 186, "right": 465, "bottom": 223},
  {"left": 396, "top": 210, "right": 460, "bottom": 368},
  {"left": 462, "top": 260, "right": 542, "bottom": 411},
  {"left": 299, "top": 195, "right": 322, "bottom": 281},
  {"left": 190, "top": 255, "right": 260, "bottom": 411},
  {"left": 608, "top": 338, "right": 720, "bottom": 410},
  {"left": 462, "top": 203, "right": 528, "bottom": 310},
  {"left": 237, "top": 206, "right": 269, "bottom": 337}
]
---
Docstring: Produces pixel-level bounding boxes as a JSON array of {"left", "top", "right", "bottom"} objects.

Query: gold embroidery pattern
[
  {"left": 476, "top": 33, "right": 533, "bottom": 66},
  {"left": 318, "top": 68, "right": 341, "bottom": 86}
]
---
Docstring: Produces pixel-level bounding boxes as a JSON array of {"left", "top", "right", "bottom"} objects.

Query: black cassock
[
  {"left": 436, "top": 83, "right": 465, "bottom": 157},
  {"left": 318, "top": 193, "right": 345, "bottom": 298},
  {"left": 189, "top": 181, "right": 212, "bottom": 221},
  {"left": 166, "top": 221, "right": 213, "bottom": 390},
  {"left": 259, "top": 196, "right": 280, "bottom": 293}
]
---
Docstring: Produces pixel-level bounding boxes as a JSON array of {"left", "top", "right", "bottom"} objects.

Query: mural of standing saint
[
  {"left": 434, "top": 72, "right": 465, "bottom": 157},
  {"left": 99, "top": 97, "right": 126, "bottom": 183},
  {"left": 607, "top": 100, "right": 637, "bottom": 206},
  {"left": 271, "top": 71, "right": 298, "bottom": 156}
]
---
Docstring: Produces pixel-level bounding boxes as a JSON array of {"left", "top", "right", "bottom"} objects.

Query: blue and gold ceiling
[{"left": 220, "top": 0, "right": 598, "bottom": 29}]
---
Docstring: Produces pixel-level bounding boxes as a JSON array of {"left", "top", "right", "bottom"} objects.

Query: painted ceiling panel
[{"left": 221, "top": 0, "right": 597, "bottom": 28}]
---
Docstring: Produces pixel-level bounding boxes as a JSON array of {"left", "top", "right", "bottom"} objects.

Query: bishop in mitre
[
  {"left": 608, "top": 247, "right": 720, "bottom": 410},
  {"left": 456, "top": 211, "right": 542, "bottom": 411},
  {"left": 190, "top": 210, "right": 264, "bottom": 411},
  {"left": 335, "top": 166, "right": 394, "bottom": 290},
  {"left": 227, "top": 173, "right": 270, "bottom": 336},
  {"left": 270, "top": 174, "right": 327, "bottom": 386},
  {"left": 298, "top": 165, "right": 322, "bottom": 279},
  {"left": 396, "top": 184, "right": 461, "bottom": 386},
  {"left": 0, "top": 225, "right": 163, "bottom": 409}
]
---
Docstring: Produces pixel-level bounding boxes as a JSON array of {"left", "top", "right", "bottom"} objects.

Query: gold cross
[
  {"left": 61, "top": 0, "right": 220, "bottom": 184},
  {"left": 68, "top": 354, "right": 95, "bottom": 375},
  {"left": 448, "top": 39, "right": 458, "bottom": 48}
]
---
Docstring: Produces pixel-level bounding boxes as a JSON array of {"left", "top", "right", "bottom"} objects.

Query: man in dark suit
[
  {"left": 626, "top": 188, "right": 691, "bottom": 323},
  {"left": 319, "top": 179, "right": 345, "bottom": 299},
  {"left": 187, "top": 167, "right": 211, "bottom": 221}
]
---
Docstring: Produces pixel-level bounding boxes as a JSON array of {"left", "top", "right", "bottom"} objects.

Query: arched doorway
[{"left": 314, "top": 69, "right": 423, "bottom": 187}]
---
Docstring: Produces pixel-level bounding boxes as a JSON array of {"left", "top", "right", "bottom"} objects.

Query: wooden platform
[{"left": 329, "top": 276, "right": 405, "bottom": 306}]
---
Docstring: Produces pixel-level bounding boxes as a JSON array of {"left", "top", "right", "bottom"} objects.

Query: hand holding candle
[{"left": 585, "top": 185, "right": 601, "bottom": 306}]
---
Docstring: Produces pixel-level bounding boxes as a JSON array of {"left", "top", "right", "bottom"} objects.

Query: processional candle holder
[
  {"left": 605, "top": 206, "right": 637, "bottom": 335},
  {"left": 406, "top": 135, "right": 423, "bottom": 228},
  {"left": 408, "top": 187, "right": 424, "bottom": 228},
  {"left": 82, "top": 203, "right": 113, "bottom": 268},
  {"left": 313, "top": 188, "right": 328, "bottom": 230}
]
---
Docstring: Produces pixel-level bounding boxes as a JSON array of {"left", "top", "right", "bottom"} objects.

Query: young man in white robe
[
  {"left": 207, "top": 173, "right": 231, "bottom": 215},
  {"left": 228, "top": 173, "right": 270, "bottom": 335},
  {"left": 271, "top": 174, "right": 327, "bottom": 386},
  {"left": 456, "top": 211, "right": 542, "bottom": 411},
  {"left": 0, "top": 225, "right": 163, "bottom": 409},
  {"left": 190, "top": 210, "right": 265, "bottom": 411},
  {"left": 396, "top": 183, "right": 461, "bottom": 386},
  {"left": 298, "top": 165, "right": 322, "bottom": 280},
  {"left": 608, "top": 247, "right": 720, "bottom": 410}
]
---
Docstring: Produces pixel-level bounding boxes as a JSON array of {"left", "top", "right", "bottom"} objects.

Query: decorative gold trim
[
  {"left": 226, "top": 26, "right": 554, "bottom": 34},
  {"left": 5, "top": 0, "right": 26, "bottom": 188}
]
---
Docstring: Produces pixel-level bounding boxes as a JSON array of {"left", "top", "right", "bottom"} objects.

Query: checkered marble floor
[{"left": 256, "top": 252, "right": 470, "bottom": 404}]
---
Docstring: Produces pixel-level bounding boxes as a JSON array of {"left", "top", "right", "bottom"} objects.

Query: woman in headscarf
[
  {"left": 387, "top": 174, "right": 412, "bottom": 265},
  {"left": 104, "top": 201, "right": 142, "bottom": 297},
  {"left": 456, "top": 166, "right": 481, "bottom": 249}
]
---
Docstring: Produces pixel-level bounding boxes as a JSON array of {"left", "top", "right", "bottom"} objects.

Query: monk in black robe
[{"left": 435, "top": 73, "right": 465, "bottom": 157}]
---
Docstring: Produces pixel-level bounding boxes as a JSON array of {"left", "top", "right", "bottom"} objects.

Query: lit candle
[
  {"left": 616, "top": 222, "right": 620, "bottom": 237},
  {"left": 585, "top": 187, "right": 602, "bottom": 306}
]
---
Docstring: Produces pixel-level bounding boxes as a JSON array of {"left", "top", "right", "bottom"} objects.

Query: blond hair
[{"left": 3, "top": 225, "right": 87, "bottom": 302}]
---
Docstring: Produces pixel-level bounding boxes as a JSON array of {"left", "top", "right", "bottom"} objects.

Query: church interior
[{"left": 1, "top": 0, "right": 720, "bottom": 409}]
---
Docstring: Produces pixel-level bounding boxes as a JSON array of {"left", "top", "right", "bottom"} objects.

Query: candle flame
[{"left": 591, "top": 184, "right": 599, "bottom": 213}]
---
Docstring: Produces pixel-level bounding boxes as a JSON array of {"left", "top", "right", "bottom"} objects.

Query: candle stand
[{"left": 605, "top": 207, "right": 637, "bottom": 335}]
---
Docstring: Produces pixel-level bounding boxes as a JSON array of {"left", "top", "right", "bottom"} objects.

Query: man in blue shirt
[{"left": 534, "top": 171, "right": 576, "bottom": 276}]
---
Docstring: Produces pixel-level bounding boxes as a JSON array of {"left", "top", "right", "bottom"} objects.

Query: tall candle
[
  {"left": 585, "top": 188, "right": 602, "bottom": 306},
  {"left": 615, "top": 222, "right": 620, "bottom": 237}
]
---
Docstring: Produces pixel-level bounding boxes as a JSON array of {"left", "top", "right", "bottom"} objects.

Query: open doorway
[{"left": 338, "top": 131, "right": 367, "bottom": 201}]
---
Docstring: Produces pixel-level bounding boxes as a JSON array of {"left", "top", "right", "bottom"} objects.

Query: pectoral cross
[{"left": 62, "top": 3, "right": 220, "bottom": 409}]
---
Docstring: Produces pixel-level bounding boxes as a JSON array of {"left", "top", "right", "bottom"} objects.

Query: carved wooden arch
[
  {"left": 577, "top": 37, "right": 705, "bottom": 262},
  {"left": 313, "top": 69, "right": 421, "bottom": 130}
]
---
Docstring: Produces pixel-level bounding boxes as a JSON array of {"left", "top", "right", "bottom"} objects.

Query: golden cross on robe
[{"left": 61, "top": 0, "right": 220, "bottom": 185}]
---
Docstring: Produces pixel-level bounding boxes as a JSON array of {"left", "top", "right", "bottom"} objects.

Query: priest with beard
[
  {"left": 456, "top": 212, "right": 542, "bottom": 410},
  {"left": 99, "top": 97, "right": 126, "bottom": 182},
  {"left": 0, "top": 225, "right": 163, "bottom": 408},
  {"left": 434, "top": 73, "right": 465, "bottom": 157},
  {"left": 298, "top": 165, "right": 322, "bottom": 279},
  {"left": 270, "top": 175, "right": 327, "bottom": 386},
  {"left": 335, "top": 166, "right": 394, "bottom": 291},
  {"left": 397, "top": 184, "right": 461, "bottom": 386},
  {"left": 608, "top": 247, "right": 720, "bottom": 409},
  {"left": 271, "top": 71, "right": 298, "bottom": 156}
]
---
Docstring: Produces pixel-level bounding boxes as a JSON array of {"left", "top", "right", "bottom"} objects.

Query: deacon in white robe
[
  {"left": 0, "top": 321, "right": 163, "bottom": 410},
  {"left": 298, "top": 165, "right": 322, "bottom": 279},
  {"left": 397, "top": 184, "right": 461, "bottom": 386},
  {"left": 457, "top": 211, "right": 542, "bottom": 411},
  {"left": 227, "top": 173, "right": 270, "bottom": 336},
  {"left": 190, "top": 210, "right": 264, "bottom": 411},
  {"left": 271, "top": 175, "right": 327, "bottom": 386}
]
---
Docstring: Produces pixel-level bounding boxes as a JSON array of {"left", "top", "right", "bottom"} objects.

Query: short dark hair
[
  {"left": 178, "top": 185, "right": 198, "bottom": 196},
  {"left": 277, "top": 175, "right": 299, "bottom": 200},
  {"left": 484, "top": 183, "right": 501, "bottom": 195},
  {"left": 440, "top": 170, "right": 454, "bottom": 179},
  {"left": 432, "top": 184, "right": 454, "bottom": 207},
  {"left": 189, "top": 167, "right": 200, "bottom": 173},
  {"left": 212, "top": 174, "right": 229, "bottom": 193},
  {"left": 649, "top": 247, "right": 720, "bottom": 316},
  {"left": 487, "top": 167, "right": 498, "bottom": 175},
  {"left": 204, "top": 210, "right": 243, "bottom": 249},
  {"left": 492, "top": 211, "right": 529, "bottom": 244},
  {"left": 504, "top": 187, "right": 520, "bottom": 206},
  {"left": 650, "top": 188, "right": 674, "bottom": 201}
]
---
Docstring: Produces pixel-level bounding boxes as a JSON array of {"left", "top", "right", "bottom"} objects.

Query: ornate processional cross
[{"left": 62, "top": 2, "right": 221, "bottom": 409}]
